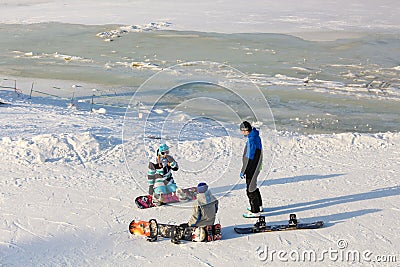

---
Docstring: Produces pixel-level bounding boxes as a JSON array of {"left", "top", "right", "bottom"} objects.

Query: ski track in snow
[{"left": 13, "top": 220, "right": 48, "bottom": 241}]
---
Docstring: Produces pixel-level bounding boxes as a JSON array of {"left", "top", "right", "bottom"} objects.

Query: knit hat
[
  {"left": 158, "top": 144, "right": 169, "bottom": 153},
  {"left": 240, "top": 121, "right": 252, "bottom": 132},
  {"left": 197, "top": 182, "right": 208, "bottom": 193}
]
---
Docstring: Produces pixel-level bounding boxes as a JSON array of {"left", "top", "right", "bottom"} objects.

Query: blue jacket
[{"left": 241, "top": 128, "right": 262, "bottom": 176}]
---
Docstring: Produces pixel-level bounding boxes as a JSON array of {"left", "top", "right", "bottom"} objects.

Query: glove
[
  {"left": 240, "top": 173, "right": 246, "bottom": 179},
  {"left": 161, "top": 158, "right": 169, "bottom": 167}
]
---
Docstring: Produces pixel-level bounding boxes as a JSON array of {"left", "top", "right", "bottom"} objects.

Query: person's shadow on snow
[{"left": 218, "top": 184, "right": 400, "bottom": 240}]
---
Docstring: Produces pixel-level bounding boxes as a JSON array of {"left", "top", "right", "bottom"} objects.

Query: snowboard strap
[
  {"left": 147, "top": 219, "right": 158, "bottom": 242},
  {"left": 289, "top": 214, "right": 298, "bottom": 227},
  {"left": 171, "top": 225, "right": 184, "bottom": 244},
  {"left": 255, "top": 216, "right": 266, "bottom": 230},
  {"left": 206, "top": 225, "right": 214, "bottom": 241}
]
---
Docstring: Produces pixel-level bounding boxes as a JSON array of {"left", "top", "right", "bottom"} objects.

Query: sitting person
[
  {"left": 171, "top": 182, "right": 221, "bottom": 243},
  {"left": 187, "top": 182, "right": 219, "bottom": 227},
  {"left": 147, "top": 144, "right": 179, "bottom": 195}
]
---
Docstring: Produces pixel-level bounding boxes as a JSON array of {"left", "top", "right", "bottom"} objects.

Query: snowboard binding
[
  {"left": 171, "top": 225, "right": 186, "bottom": 244},
  {"left": 147, "top": 219, "right": 158, "bottom": 242},
  {"left": 152, "top": 194, "right": 163, "bottom": 206},
  {"left": 206, "top": 224, "right": 222, "bottom": 241},
  {"left": 206, "top": 225, "right": 214, "bottom": 241},
  {"left": 254, "top": 216, "right": 266, "bottom": 230},
  {"left": 288, "top": 214, "right": 297, "bottom": 227}
]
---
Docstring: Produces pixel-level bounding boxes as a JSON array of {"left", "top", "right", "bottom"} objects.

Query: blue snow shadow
[
  {"left": 264, "top": 186, "right": 400, "bottom": 216},
  {"left": 212, "top": 173, "right": 344, "bottom": 196},
  {"left": 222, "top": 186, "right": 400, "bottom": 240}
]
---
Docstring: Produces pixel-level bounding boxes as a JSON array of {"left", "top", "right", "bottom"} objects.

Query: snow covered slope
[{"left": 1, "top": 91, "right": 399, "bottom": 266}]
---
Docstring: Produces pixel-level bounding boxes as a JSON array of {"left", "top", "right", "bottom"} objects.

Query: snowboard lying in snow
[
  {"left": 135, "top": 187, "right": 197, "bottom": 209},
  {"left": 129, "top": 219, "right": 221, "bottom": 243},
  {"left": 234, "top": 214, "right": 324, "bottom": 234}
]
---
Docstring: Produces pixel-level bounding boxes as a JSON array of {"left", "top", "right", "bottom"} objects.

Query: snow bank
[
  {"left": 2, "top": 129, "right": 398, "bottom": 166},
  {"left": 0, "top": 105, "right": 398, "bottom": 265},
  {"left": 0, "top": 132, "right": 111, "bottom": 164}
]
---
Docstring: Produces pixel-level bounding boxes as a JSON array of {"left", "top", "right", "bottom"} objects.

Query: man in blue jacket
[{"left": 240, "top": 121, "right": 263, "bottom": 216}]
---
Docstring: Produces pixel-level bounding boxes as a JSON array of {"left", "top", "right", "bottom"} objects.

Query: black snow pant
[{"left": 246, "top": 170, "right": 262, "bottom": 213}]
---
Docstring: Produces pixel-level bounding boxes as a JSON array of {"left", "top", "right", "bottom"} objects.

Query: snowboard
[
  {"left": 234, "top": 214, "right": 323, "bottom": 234},
  {"left": 135, "top": 186, "right": 197, "bottom": 209},
  {"left": 129, "top": 219, "right": 221, "bottom": 243}
]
